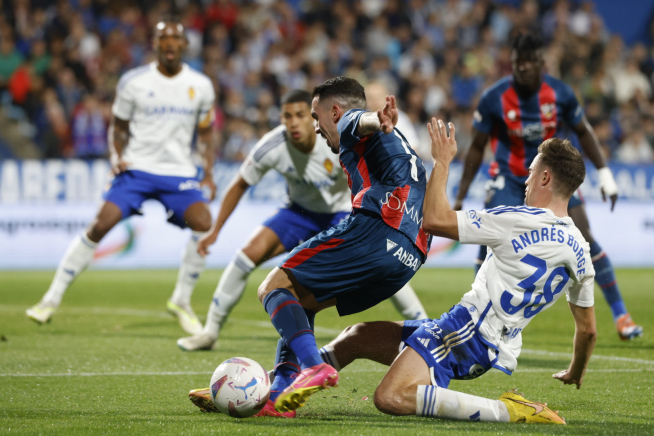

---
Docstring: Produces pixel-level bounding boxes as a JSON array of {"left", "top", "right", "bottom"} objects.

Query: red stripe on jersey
[
  {"left": 538, "top": 82, "right": 558, "bottom": 141},
  {"left": 380, "top": 185, "right": 411, "bottom": 230},
  {"left": 282, "top": 238, "right": 345, "bottom": 269},
  {"left": 501, "top": 87, "right": 528, "bottom": 177},
  {"left": 488, "top": 130, "right": 499, "bottom": 177},
  {"left": 414, "top": 228, "right": 429, "bottom": 256},
  {"left": 339, "top": 159, "right": 355, "bottom": 204},
  {"left": 352, "top": 140, "right": 371, "bottom": 208}
]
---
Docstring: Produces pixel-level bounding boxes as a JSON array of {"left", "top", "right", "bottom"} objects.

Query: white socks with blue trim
[
  {"left": 171, "top": 231, "right": 207, "bottom": 307},
  {"left": 416, "top": 385, "right": 509, "bottom": 422},
  {"left": 203, "top": 250, "right": 256, "bottom": 337},
  {"left": 318, "top": 345, "right": 341, "bottom": 371},
  {"left": 390, "top": 282, "right": 428, "bottom": 320},
  {"left": 42, "top": 233, "right": 98, "bottom": 307}
]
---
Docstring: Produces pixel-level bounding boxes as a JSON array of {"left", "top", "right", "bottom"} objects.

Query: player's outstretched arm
[
  {"left": 108, "top": 116, "right": 130, "bottom": 175},
  {"left": 197, "top": 174, "right": 251, "bottom": 256},
  {"left": 572, "top": 117, "right": 618, "bottom": 211},
  {"left": 197, "top": 126, "right": 217, "bottom": 201},
  {"left": 553, "top": 302, "right": 596, "bottom": 389},
  {"left": 356, "top": 95, "right": 398, "bottom": 136},
  {"left": 422, "top": 119, "right": 459, "bottom": 240},
  {"left": 453, "top": 129, "right": 488, "bottom": 210}
]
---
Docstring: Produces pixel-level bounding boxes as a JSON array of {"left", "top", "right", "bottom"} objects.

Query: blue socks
[
  {"left": 590, "top": 241, "right": 627, "bottom": 321},
  {"left": 269, "top": 339, "right": 300, "bottom": 402},
  {"left": 263, "top": 288, "right": 324, "bottom": 370}
]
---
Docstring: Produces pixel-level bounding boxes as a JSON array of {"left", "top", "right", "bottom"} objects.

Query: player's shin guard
[
  {"left": 416, "top": 386, "right": 510, "bottom": 422},
  {"left": 263, "top": 288, "right": 323, "bottom": 370},
  {"left": 203, "top": 250, "right": 256, "bottom": 336},
  {"left": 590, "top": 241, "right": 627, "bottom": 320},
  {"left": 390, "top": 283, "right": 428, "bottom": 320},
  {"left": 42, "top": 233, "right": 97, "bottom": 306},
  {"left": 171, "top": 231, "right": 207, "bottom": 306}
]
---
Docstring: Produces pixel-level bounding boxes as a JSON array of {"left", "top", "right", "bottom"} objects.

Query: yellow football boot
[{"left": 499, "top": 389, "right": 566, "bottom": 424}]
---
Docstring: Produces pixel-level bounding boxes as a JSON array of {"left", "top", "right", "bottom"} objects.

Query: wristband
[{"left": 598, "top": 167, "right": 618, "bottom": 197}]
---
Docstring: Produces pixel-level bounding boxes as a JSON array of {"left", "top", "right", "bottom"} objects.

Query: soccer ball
[{"left": 210, "top": 357, "right": 271, "bottom": 418}]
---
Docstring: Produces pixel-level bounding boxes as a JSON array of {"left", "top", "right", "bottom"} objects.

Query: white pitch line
[
  {"left": 1, "top": 304, "right": 651, "bottom": 365},
  {"left": 0, "top": 371, "right": 211, "bottom": 377},
  {"left": 2, "top": 368, "right": 652, "bottom": 378},
  {"left": 522, "top": 348, "right": 654, "bottom": 366}
]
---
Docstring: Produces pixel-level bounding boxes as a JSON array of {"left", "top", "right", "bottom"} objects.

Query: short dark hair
[
  {"left": 281, "top": 89, "right": 312, "bottom": 106},
  {"left": 537, "top": 138, "right": 586, "bottom": 198},
  {"left": 312, "top": 76, "right": 366, "bottom": 110},
  {"left": 512, "top": 33, "right": 543, "bottom": 53}
]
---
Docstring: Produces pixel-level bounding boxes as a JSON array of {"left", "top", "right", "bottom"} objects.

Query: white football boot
[
  {"left": 26, "top": 301, "right": 57, "bottom": 324},
  {"left": 177, "top": 332, "right": 217, "bottom": 351},
  {"left": 167, "top": 300, "right": 203, "bottom": 335}
]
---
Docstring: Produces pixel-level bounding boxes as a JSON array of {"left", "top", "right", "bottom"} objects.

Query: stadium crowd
[{"left": 1, "top": 0, "right": 653, "bottom": 164}]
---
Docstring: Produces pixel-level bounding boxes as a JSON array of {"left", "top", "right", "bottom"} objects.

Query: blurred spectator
[
  {"left": 0, "top": 38, "right": 24, "bottom": 87},
  {"left": 70, "top": 94, "right": 108, "bottom": 159},
  {"left": 0, "top": 0, "right": 653, "bottom": 165},
  {"left": 616, "top": 128, "right": 653, "bottom": 163}
]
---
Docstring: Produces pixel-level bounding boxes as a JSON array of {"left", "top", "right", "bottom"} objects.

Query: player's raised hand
[
  {"left": 377, "top": 95, "right": 398, "bottom": 134},
  {"left": 197, "top": 231, "right": 218, "bottom": 257},
  {"left": 201, "top": 175, "right": 217, "bottom": 201},
  {"left": 552, "top": 369, "right": 583, "bottom": 389},
  {"left": 427, "top": 118, "right": 457, "bottom": 164}
]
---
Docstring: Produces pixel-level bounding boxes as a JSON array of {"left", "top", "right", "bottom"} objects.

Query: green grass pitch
[{"left": 1, "top": 268, "right": 653, "bottom": 435}]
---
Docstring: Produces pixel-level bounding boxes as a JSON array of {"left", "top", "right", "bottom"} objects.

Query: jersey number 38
[{"left": 500, "top": 254, "right": 571, "bottom": 319}]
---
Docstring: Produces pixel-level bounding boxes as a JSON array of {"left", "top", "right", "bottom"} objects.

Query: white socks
[
  {"left": 170, "top": 231, "right": 207, "bottom": 307},
  {"left": 390, "top": 283, "right": 428, "bottom": 320},
  {"left": 416, "top": 386, "right": 509, "bottom": 422},
  {"left": 42, "top": 233, "right": 98, "bottom": 306},
  {"left": 318, "top": 345, "right": 341, "bottom": 371},
  {"left": 203, "top": 250, "right": 256, "bottom": 337}
]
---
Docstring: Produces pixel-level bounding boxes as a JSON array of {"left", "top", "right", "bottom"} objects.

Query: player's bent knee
[{"left": 373, "top": 385, "right": 406, "bottom": 416}]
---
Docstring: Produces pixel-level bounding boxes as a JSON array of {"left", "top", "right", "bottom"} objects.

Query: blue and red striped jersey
[
  {"left": 337, "top": 109, "right": 432, "bottom": 255},
  {"left": 473, "top": 75, "right": 584, "bottom": 180}
]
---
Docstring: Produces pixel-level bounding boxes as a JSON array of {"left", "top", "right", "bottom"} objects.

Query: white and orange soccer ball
[{"left": 210, "top": 357, "right": 271, "bottom": 418}]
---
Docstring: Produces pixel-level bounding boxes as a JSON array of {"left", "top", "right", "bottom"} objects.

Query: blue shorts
[
  {"left": 401, "top": 305, "right": 496, "bottom": 388},
  {"left": 486, "top": 174, "right": 584, "bottom": 209},
  {"left": 104, "top": 170, "right": 207, "bottom": 229},
  {"left": 280, "top": 211, "right": 424, "bottom": 316},
  {"left": 263, "top": 202, "right": 350, "bottom": 251}
]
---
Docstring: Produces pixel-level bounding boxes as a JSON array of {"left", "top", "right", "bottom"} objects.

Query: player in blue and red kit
[
  {"left": 454, "top": 33, "right": 642, "bottom": 340},
  {"left": 257, "top": 76, "right": 432, "bottom": 414}
]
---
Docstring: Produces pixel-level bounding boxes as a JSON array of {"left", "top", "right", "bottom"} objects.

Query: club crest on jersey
[
  {"left": 507, "top": 109, "right": 517, "bottom": 121},
  {"left": 324, "top": 158, "right": 333, "bottom": 173},
  {"left": 467, "top": 210, "right": 482, "bottom": 228},
  {"left": 188, "top": 87, "right": 195, "bottom": 100},
  {"left": 540, "top": 103, "right": 555, "bottom": 119}
]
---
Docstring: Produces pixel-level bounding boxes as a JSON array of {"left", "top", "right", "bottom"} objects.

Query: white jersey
[
  {"left": 240, "top": 125, "right": 351, "bottom": 214},
  {"left": 455, "top": 206, "right": 595, "bottom": 374},
  {"left": 112, "top": 62, "right": 215, "bottom": 177}
]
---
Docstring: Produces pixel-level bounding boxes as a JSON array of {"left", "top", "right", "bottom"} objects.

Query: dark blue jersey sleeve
[
  {"left": 559, "top": 82, "right": 584, "bottom": 127},
  {"left": 472, "top": 90, "right": 495, "bottom": 134},
  {"left": 337, "top": 109, "right": 366, "bottom": 149}
]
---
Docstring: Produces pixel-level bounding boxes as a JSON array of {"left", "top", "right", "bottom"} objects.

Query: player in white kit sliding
[
  {"left": 188, "top": 124, "right": 597, "bottom": 423},
  {"left": 258, "top": 122, "right": 594, "bottom": 423},
  {"left": 26, "top": 21, "right": 216, "bottom": 335},
  {"left": 177, "top": 89, "right": 428, "bottom": 352}
]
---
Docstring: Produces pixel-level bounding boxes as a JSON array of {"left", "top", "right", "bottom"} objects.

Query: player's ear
[{"left": 331, "top": 105, "right": 341, "bottom": 124}]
